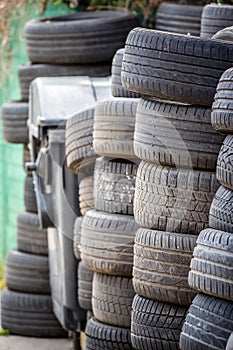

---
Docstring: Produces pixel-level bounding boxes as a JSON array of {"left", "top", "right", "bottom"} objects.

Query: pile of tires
[
  {"left": 180, "top": 67, "right": 233, "bottom": 350},
  {"left": 121, "top": 27, "right": 233, "bottom": 348}
]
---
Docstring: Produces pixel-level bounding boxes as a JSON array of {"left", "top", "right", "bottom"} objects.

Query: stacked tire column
[
  {"left": 80, "top": 98, "right": 140, "bottom": 350},
  {"left": 120, "top": 28, "right": 232, "bottom": 349},
  {"left": 180, "top": 68, "right": 233, "bottom": 350}
]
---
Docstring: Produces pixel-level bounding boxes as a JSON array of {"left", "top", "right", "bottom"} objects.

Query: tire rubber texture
[
  {"left": 133, "top": 228, "right": 197, "bottom": 305},
  {"left": 24, "top": 175, "right": 37, "bottom": 213},
  {"left": 25, "top": 11, "right": 140, "bottom": 64},
  {"left": 5, "top": 250, "right": 50, "bottom": 294},
  {"left": 94, "top": 157, "right": 137, "bottom": 215},
  {"left": 66, "top": 107, "right": 96, "bottom": 174},
  {"left": 93, "top": 98, "right": 139, "bottom": 159},
  {"left": 180, "top": 293, "right": 233, "bottom": 350},
  {"left": 111, "top": 49, "right": 141, "bottom": 98},
  {"left": 73, "top": 216, "right": 83, "bottom": 261},
  {"left": 209, "top": 186, "right": 233, "bottom": 233},
  {"left": 216, "top": 135, "right": 233, "bottom": 191},
  {"left": 155, "top": 2, "right": 202, "bottom": 36},
  {"left": 1, "top": 288, "right": 67, "bottom": 338},
  {"left": 78, "top": 262, "right": 94, "bottom": 311},
  {"left": 121, "top": 28, "right": 233, "bottom": 106},
  {"left": 226, "top": 333, "right": 233, "bottom": 350},
  {"left": 212, "top": 26, "right": 233, "bottom": 43},
  {"left": 134, "top": 161, "right": 218, "bottom": 234},
  {"left": 188, "top": 228, "right": 233, "bottom": 301},
  {"left": 17, "top": 211, "right": 48, "bottom": 255},
  {"left": 18, "top": 63, "right": 111, "bottom": 101},
  {"left": 80, "top": 209, "right": 139, "bottom": 276},
  {"left": 79, "top": 176, "right": 94, "bottom": 216},
  {"left": 85, "top": 317, "right": 133, "bottom": 350},
  {"left": 92, "top": 273, "right": 135, "bottom": 328},
  {"left": 1, "top": 101, "right": 28, "bottom": 143},
  {"left": 211, "top": 67, "right": 233, "bottom": 133},
  {"left": 201, "top": 4, "right": 233, "bottom": 38},
  {"left": 131, "top": 294, "right": 188, "bottom": 350},
  {"left": 135, "top": 97, "right": 224, "bottom": 170}
]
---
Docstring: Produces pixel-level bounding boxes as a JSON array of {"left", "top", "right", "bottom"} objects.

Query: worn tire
[
  {"left": 201, "top": 4, "right": 233, "bottom": 38},
  {"left": 188, "top": 228, "right": 233, "bottom": 301},
  {"left": 211, "top": 67, "right": 233, "bottom": 133},
  {"left": 18, "top": 63, "right": 111, "bottom": 101},
  {"left": 78, "top": 262, "right": 93, "bottom": 311},
  {"left": 5, "top": 250, "right": 50, "bottom": 294},
  {"left": 92, "top": 273, "right": 134, "bottom": 328},
  {"left": 212, "top": 26, "right": 233, "bottom": 43},
  {"left": 24, "top": 175, "right": 37, "bottom": 213},
  {"left": 25, "top": 11, "right": 140, "bottom": 64},
  {"left": 131, "top": 294, "right": 188, "bottom": 350},
  {"left": 1, "top": 288, "right": 67, "bottom": 337},
  {"left": 94, "top": 157, "right": 137, "bottom": 215},
  {"left": 209, "top": 186, "right": 233, "bottom": 233},
  {"left": 73, "top": 216, "right": 83, "bottom": 261},
  {"left": 80, "top": 209, "right": 139, "bottom": 276},
  {"left": 66, "top": 107, "right": 97, "bottom": 173},
  {"left": 155, "top": 2, "right": 202, "bottom": 36},
  {"left": 180, "top": 293, "right": 233, "bottom": 350},
  {"left": 1, "top": 101, "right": 28, "bottom": 144},
  {"left": 133, "top": 228, "right": 197, "bottom": 305},
  {"left": 134, "top": 97, "right": 224, "bottom": 170},
  {"left": 17, "top": 211, "right": 48, "bottom": 255},
  {"left": 79, "top": 176, "right": 94, "bottom": 216},
  {"left": 111, "top": 49, "right": 141, "bottom": 98},
  {"left": 216, "top": 135, "right": 233, "bottom": 191},
  {"left": 93, "top": 98, "right": 139, "bottom": 159},
  {"left": 85, "top": 317, "right": 133, "bottom": 350},
  {"left": 134, "top": 161, "right": 218, "bottom": 234},
  {"left": 122, "top": 28, "right": 233, "bottom": 106}
]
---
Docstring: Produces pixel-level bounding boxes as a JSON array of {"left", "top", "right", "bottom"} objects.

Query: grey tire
[
  {"left": 201, "top": 4, "right": 233, "bottom": 38},
  {"left": 133, "top": 228, "right": 197, "bottom": 305},
  {"left": 78, "top": 262, "right": 93, "bottom": 311},
  {"left": 79, "top": 176, "right": 94, "bottom": 216},
  {"left": 73, "top": 216, "right": 83, "bottom": 261},
  {"left": 216, "top": 135, "right": 233, "bottom": 191},
  {"left": 209, "top": 186, "right": 233, "bottom": 233},
  {"left": 24, "top": 175, "right": 37, "bottom": 213},
  {"left": 80, "top": 209, "right": 139, "bottom": 276}
]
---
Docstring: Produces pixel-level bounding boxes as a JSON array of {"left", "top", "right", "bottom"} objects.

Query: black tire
[
  {"left": 73, "top": 216, "right": 83, "bottom": 261},
  {"left": 80, "top": 209, "right": 139, "bottom": 276},
  {"left": 92, "top": 273, "right": 135, "bottom": 328},
  {"left": 79, "top": 176, "right": 94, "bottom": 216},
  {"left": 25, "top": 11, "right": 140, "bottom": 64},
  {"left": 66, "top": 108, "right": 96, "bottom": 174},
  {"left": 188, "top": 228, "right": 233, "bottom": 301},
  {"left": 1, "top": 101, "right": 28, "bottom": 144},
  {"left": 93, "top": 98, "right": 139, "bottom": 159},
  {"left": 17, "top": 211, "right": 48, "bottom": 255},
  {"left": 131, "top": 294, "right": 188, "bottom": 350},
  {"left": 24, "top": 175, "right": 37, "bottom": 213},
  {"left": 180, "top": 293, "right": 233, "bottom": 350},
  {"left": 216, "top": 135, "right": 233, "bottom": 191},
  {"left": 121, "top": 28, "right": 233, "bottom": 106},
  {"left": 18, "top": 63, "right": 111, "bottom": 101},
  {"left": 201, "top": 4, "right": 233, "bottom": 39},
  {"left": 78, "top": 262, "right": 93, "bottom": 311},
  {"left": 85, "top": 317, "right": 133, "bottom": 350},
  {"left": 5, "top": 250, "right": 50, "bottom": 294},
  {"left": 94, "top": 157, "right": 137, "bottom": 215},
  {"left": 134, "top": 97, "right": 224, "bottom": 170},
  {"left": 155, "top": 2, "right": 203, "bottom": 36},
  {"left": 134, "top": 161, "right": 218, "bottom": 234},
  {"left": 111, "top": 48, "right": 141, "bottom": 98},
  {"left": 212, "top": 26, "right": 233, "bottom": 43},
  {"left": 133, "top": 228, "right": 197, "bottom": 305},
  {"left": 211, "top": 67, "right": 233, "bottom": 134},
  {"left": 1, "top": 288, "right": 67, "bottom": 338},
  {"left": 209, "top": 186, "right": 233, "bottom": 233}
]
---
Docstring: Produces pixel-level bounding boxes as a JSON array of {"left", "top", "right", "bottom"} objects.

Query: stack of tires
[
  {"left": 120, "top": 28, "right": 233, "bottom": 348},
  {"left": 180, "top": 67, "right": 233, "bottom": 350}
]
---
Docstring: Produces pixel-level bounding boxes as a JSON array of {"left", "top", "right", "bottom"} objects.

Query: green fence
[{"left": 0, "top": 2, "right": 76, "bottom": 261}]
